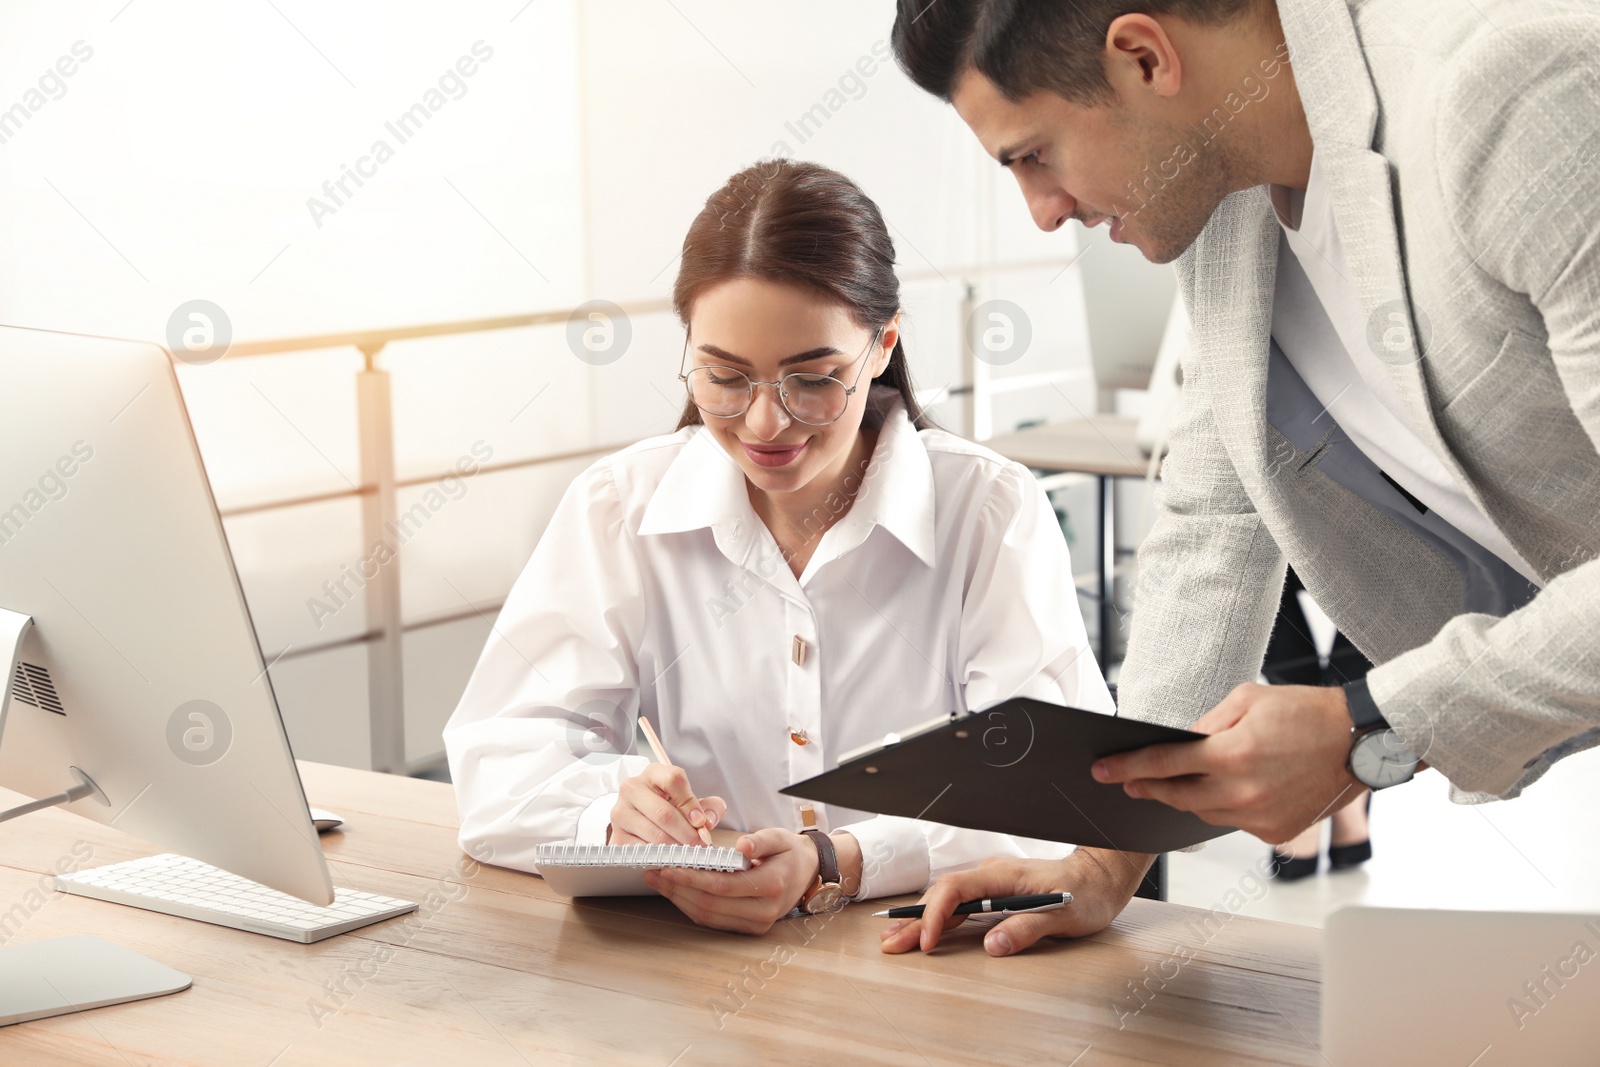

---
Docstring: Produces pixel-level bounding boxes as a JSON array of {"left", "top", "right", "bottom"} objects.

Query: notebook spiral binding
[{"left": 534, "top": 843, "right": 747, "bottom": 871}]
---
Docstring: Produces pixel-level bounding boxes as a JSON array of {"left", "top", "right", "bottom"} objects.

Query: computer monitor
[
  {"left": 1077, "top": 223, "right": 1180, "bottom": 393},
  {"left": 0, "top": 325, "right": 335, "bottom": 1016}
]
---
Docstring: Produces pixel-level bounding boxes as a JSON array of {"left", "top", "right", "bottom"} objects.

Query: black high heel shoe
[
  {"left": 1268, "top": 849, "right": 1318, "bottom": 881},
  {"left": 1327, "top": 839, "right": 1371, "bottom": 869},
  {"left": 1327, "top": 793, "right": 1373, "bottom": 871}
]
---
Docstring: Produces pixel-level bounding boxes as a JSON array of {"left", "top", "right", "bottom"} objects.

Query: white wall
[
  {"left": 0, "top": 0, "right": 585, "bottom": 338},
  {"left": 1, "top": 1, "right": 1174, "bottom": 770}
]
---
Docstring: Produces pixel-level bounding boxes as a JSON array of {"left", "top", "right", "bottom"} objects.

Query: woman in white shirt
[{"left": 444, "top": 159, "right": 1113, "bottom": 935}]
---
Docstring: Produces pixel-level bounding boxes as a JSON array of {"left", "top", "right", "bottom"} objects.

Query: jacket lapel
[
  {"left": 1282, "top": 0, "right": 1490, "bottom": 504},
  {"left": 1184, "top": 0, "right": 1494, "bottom": 515},
  {"left": 1184, "top": 188, "right": 1280, "bottom": 479}
]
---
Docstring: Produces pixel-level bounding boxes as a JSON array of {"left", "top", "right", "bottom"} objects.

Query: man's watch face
[
  {"left": 1350, "top": 728, "right": 1419, "bottom": 789},
  {"left": 804, "top": 883, "right": 843, "bottom": 914}
]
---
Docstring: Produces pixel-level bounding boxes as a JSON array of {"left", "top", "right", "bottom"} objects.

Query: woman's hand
[
  {"left": 609, "top": 763, "right": 727, "bottom": 846},
  {"left": 644, "top": 828, "right": 821, "bottom": 934},
  {"left": 880, "top": 847, "right": 1152, "bottom": 956}
]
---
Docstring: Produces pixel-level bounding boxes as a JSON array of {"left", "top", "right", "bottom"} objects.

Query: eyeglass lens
[{"left": 684, "top": 367, "right": 848, "bottom": 425}]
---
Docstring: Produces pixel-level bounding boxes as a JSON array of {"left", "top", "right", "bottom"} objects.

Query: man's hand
[
  {"left": 609, "top": 764, "right": 726, "bottom": 846},
  {"left": 1091, "top": 682, "right": 1364, "bottom": 844},
  {"left": 645, "top": 828, "right": 820, "bottom": 935},
  {"left": 880, "top": 847, "right": 1153, "bottom": 957}
]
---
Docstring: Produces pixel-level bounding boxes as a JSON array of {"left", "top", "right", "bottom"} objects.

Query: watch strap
[
  {"left": 1343, "top": 678, "right": 1388, "bottom": 731},
  {"left": 801, "top": 828, "right": 840, "bottom": 886}
]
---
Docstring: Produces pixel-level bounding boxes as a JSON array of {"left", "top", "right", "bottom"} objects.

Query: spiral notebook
[{"left": 534, "top": 843, "right": 751, "bottom": 898}]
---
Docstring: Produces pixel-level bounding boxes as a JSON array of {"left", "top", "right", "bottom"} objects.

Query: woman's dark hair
[
  {"left": 672, "top": 159, "right": 931, "bottom": 432},
  {"left": 891, "top": 0, "right": 1263, "bottom": 107}
]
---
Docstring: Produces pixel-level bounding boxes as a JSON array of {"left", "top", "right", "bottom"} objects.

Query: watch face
[
  {"left": 804, "top": 883, "right": 843, "bottom": 914},
  {"left": 1351, "top": 728, "right": 1419, "bottom": 789}
]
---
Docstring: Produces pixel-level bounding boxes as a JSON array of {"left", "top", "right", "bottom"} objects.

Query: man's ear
[{"left": 1105, "top": 13, "right": 1185, "bottom": 100}]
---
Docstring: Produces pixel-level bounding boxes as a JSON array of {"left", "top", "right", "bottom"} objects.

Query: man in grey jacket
[{"left": 881, "top": 0, "right": 1600, "bottom": 958}]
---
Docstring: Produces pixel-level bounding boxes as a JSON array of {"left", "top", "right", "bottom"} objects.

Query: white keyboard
[{"left": 53, "top": 853, "right": 418, "bottom": 943}]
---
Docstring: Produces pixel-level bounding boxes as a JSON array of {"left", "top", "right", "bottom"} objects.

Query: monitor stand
[
  {"left": 0, "top": 936, "right": 192, "bottom": 1026},
  {"left": 0, "top": 607, "right": 193, "bottom": 1026}
]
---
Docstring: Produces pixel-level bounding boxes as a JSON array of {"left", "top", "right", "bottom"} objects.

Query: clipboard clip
[{"left": 833, "top": 710, "right": 962, "bottom": 766}]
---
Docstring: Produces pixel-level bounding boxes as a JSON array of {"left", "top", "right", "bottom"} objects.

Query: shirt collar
[
  {"left": 637, "top": 393, "right": 937, "bottom": 570},
  {"left": 637, "top": 426, "right": 756, "bottom": 562},
  {"left": 1270, "top": 150, "right": 1322, "bottom": 233},
  {"left": 836, "top": 395, "right": 937, "bottom": 568}
]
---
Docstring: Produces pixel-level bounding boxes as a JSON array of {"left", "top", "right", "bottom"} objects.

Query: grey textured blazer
[{"left": 1117, "top": 0, "right": 1600, "bottom": 801}]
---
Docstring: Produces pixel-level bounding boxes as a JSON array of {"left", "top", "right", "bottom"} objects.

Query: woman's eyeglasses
[{"left": 678, "top": 327, "right": 883, "bottom": 427}]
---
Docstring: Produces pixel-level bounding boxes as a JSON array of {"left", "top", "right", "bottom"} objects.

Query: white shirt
[
  {"left": 1269, "top": 152, "right": 1540, "bottom": 584},
  {"left": 443, "top": 397, "right": 1114, "bottom": 899}
]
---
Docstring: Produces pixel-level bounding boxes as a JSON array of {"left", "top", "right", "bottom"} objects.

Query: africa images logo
[{"left": 166, "top": 700, "right": 233, "bottom": 767}]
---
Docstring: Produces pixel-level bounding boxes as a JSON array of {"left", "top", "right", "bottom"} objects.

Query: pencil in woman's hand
[{"left": 638, "top": 716, "right": 713, "bottom": 845}]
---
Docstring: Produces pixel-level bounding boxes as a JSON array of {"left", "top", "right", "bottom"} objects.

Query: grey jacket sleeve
[
  {"left": 1116, "top": 337, "right": 1287, "bottom": 730},
  {"left": 1366, "top": 17, "right": 1600, "bottom": 800}
]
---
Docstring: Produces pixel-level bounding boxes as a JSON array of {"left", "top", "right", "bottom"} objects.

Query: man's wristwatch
[
  {"left": 796, "top": 805, "right": 844, "bottom": 915},
  {"left": 1343, "top": 677, "right": 1419, "bottom": 790}
]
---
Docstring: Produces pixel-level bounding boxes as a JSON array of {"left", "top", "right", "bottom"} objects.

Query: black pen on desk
[{"left": 872, "top": 892, "right": 1071, "bottom": 919}]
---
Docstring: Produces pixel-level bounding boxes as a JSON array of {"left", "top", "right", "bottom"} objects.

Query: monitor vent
[{"left": 9, "top": 662, "right": 66, "bottom": 715}]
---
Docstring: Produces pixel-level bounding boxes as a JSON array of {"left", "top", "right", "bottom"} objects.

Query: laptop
[{"left": 1323, "top": 906, "right": 1600, "bottom": 1065}]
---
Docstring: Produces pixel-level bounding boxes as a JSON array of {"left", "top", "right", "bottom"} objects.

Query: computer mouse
[{"left": 309, "top": 807, "right": 344, "bottom": 833}]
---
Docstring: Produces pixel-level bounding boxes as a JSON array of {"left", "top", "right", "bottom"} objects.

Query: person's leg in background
[
  {"left": 1323, "top": 627, "right": 1372, "bottom": 869},
  {"left": 1262, "top": 566, "right": 1324, "bottom": 687},
  {"left": 1261, "top": 567, "right": 1373, "bottom": 879}
]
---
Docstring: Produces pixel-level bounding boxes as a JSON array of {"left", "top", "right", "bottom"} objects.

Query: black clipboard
[{"left": 780, "top": 697, "right": 1236, "bottom": 854}]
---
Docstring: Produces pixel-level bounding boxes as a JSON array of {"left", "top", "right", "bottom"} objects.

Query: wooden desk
[{"left": 0, "top": 763, "right": 1320, "bottom": 1065}]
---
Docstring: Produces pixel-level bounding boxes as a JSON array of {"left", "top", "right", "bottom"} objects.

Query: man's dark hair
[{"left": 892, "top": 0, "right": 1262, "bottom": 106}]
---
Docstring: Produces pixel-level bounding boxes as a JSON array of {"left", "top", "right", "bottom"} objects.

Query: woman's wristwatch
[{"left": 795, "top": 806, "right": 844, "bottom": 914}]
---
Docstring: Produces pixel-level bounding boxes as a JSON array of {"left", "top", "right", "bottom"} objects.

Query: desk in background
[
  {"left": 984, "top": 414, "right": 1159, "bottom": 673},
  {"left": 0, "top": 762, "right": 1318, "bottom": 1066}
]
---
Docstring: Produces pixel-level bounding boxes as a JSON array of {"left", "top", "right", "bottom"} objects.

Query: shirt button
[{"left": 791, "top": 635, "right": 808, "bottom": 667}]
